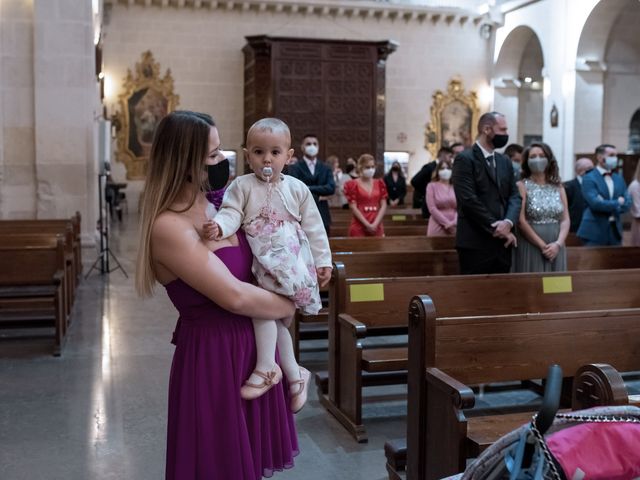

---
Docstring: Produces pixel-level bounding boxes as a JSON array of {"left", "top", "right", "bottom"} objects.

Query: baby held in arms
[{"left": 203, "top": 118, "right": 332, "bottom": 413}]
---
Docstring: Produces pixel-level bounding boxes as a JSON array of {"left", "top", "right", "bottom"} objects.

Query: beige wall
[
  {"left": 102, "top": 2, "right": 492, "bottom": 201},
  {"left": 0, "top": 0, "right": 37, "bottom": 218},
  {"left": 0, "top": 0, "right": 100, "bottom": 245}
]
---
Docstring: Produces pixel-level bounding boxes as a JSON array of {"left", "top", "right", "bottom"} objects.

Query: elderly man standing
[{"left": 452, "top": 112, "right": 521, "bottom": 274}]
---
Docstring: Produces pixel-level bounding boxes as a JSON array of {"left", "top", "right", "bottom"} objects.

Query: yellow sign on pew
[
  {"left": 350, "top": 283, "right": 385, "bottom": 302},
  {"left": 542, "top": 276, "right": 573, "bottom": 294},
  {"left": 391, "top": 215, "right": 407, "bottom": 221}
]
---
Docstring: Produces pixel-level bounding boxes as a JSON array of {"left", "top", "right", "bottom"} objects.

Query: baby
[{"left": 204, "top": 118, "right": 332, "bottom": 413}]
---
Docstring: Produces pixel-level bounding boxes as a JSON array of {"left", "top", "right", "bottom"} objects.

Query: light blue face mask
[{"left": 604, "top": 156, "right": 618, "bottom": 171}]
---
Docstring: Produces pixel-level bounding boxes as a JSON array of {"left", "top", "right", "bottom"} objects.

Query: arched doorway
[
  {"left": 494, "top": 26, "right": 544, "bottom": 147},
  {"left": 573, "top": 0, "right": 633, "bottom": 154}
]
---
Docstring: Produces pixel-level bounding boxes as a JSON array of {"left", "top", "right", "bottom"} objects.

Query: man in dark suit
[
  {"left": 287, "top": 134, "right": 335, "bottom": 235},
  {"left": 452, "top": 112, "right": 521, "bottom": 274},
  {"left": 577, "top": 144, "right": 631, "bottom": 246},
  {"left": 563, "top": 157, "right": 594, "bottom": 233},
  {"left": 411, "top": 146, "right": 452, "bottom": 218}
]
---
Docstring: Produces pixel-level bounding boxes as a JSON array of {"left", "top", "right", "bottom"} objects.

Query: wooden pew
[
  {"left": 572, "top": 363, "right": 640, "bottom": 410},
  {"left": 0, "top": 212, "right": 82, "bottom": 281},
  {"left": 0, "top": 225, "right": 77, "bottom": 316},
  {"left": 399, "top": 269, "right": 640, "bottom": 480},
  {"left": 292, "top": 250, "right": 460, "bottom": 358},
  {"left": 331, "top": 223, "right": 427, "bottom": 237},
  {"left": 329, "top": 235, "right": 455, "bottom": 253},
  {"left": 0, "top": 234, "right": 68, "bottom": 355},
  {"left": 295, "top": 246, "right": 640, "bottom": 360}
]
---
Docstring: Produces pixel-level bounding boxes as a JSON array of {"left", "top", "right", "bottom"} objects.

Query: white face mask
[
  {"left": 604, "top": 156, "right": 618, "bottom": 171},
  {"left": 362, "top": 167, "right": 376, "bottom": 178},
  {"left": 528, "top": 156, "right": 548, "bottom": 173},
  {"left": 304, "top": 145, "right": 318, "bottom": 157},
  {"left": 439, "top": 168, "right": 452, "bottom": 181}
]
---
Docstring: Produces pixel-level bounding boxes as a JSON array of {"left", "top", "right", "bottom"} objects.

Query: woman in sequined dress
[{"left": 513, "top": 143, "right": 570, "bottom": 272}]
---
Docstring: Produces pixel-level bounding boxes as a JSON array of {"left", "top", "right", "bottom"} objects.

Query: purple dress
[{"left": 164, "top": 231, "right": 299, "bottom": 479}]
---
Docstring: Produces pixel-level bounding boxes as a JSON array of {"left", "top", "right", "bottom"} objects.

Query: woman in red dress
[{"left": 344, "top": 154, "right": 388, "bottom": 237}]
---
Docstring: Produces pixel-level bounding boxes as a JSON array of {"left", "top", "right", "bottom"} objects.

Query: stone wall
[
  {"left": 0, "top": 0, "right": 37, "bottom": 218},
  {"left": 0, "top": 0, "right": 100, "bottom": 244},
  {"left": 102, "top": 1, "right": 492, "bottom": 205}
]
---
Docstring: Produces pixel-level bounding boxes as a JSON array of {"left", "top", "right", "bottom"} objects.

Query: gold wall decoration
[
  {"left": 113, "top": 51, "right": 179, "bottom": 180},
  {"left": 424, "top": 77, "right": 480, "bottom": 158}
]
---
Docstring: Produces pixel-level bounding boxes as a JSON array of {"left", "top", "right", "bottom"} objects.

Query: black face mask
[
  {"left": 207, "top": 159, "right": 230, "bottom": 191},
  {"left": 491, "top": 133, "right": 509, "bottom": 150}
]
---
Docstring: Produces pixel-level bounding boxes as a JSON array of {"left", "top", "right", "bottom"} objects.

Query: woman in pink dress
[
  {"left": 426, "top": 159, "right": 457, "bottom": 237},
  {"left": 136, "top": 111, "right": 298, "bottom": 479},
  {"left": 343, "top": 153, "right": 388, "bottom": 237}
]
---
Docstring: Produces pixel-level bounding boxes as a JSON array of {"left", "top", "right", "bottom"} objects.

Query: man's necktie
[{"left": 487, "top": 155, "right": 496, "bottom": 181}]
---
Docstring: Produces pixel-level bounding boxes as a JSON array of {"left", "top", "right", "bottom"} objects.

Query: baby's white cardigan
[{"left": 214, "top": 174, "right": 332, "bottom": 268}]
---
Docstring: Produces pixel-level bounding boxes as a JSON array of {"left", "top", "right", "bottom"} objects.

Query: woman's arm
[
  {"left": 152, "top": 213, "right": 294, "bottom": 319},
  {"left": 371, "top": 197, "right": 387, "bottom": 228},
  {"left": 556, "top": 187, "right": 570, "bottom": 246},
  {"left": 426, "top": 183, "right": 453, "bottom": 229},
  {"left": 349, "top": 201, "right": 371, "bottom": 228},
  {"left": 516, "top": 182, "right": 546, "bottom": 250}
]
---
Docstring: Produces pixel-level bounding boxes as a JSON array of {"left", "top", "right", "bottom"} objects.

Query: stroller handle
[{"left": 535, "top": 364, "right": 563, "bottom": 435}]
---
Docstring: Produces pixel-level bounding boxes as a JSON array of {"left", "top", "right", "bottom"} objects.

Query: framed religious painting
[
  {"left": 113, "top": 51, "right": 179, "bottom": 180},
  {"left": 424, "top": 78, "right": 480, "bottom": 159}
]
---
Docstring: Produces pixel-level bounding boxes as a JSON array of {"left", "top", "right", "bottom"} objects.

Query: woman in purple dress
[{"left": 135, "top": 111, "right": 298, "bottom": 479}]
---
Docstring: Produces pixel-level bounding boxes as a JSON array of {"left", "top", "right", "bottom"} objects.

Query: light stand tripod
[{"left": 85, "top": 172, "right": 128, "bottom": 279}]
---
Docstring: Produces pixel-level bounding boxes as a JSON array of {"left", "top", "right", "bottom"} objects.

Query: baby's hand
[
  {"left": 202, "top": 220, "right": 220, "bottom": 241},
  {"left": 317, "top": 267, "right": 332, "bottom": 288}
]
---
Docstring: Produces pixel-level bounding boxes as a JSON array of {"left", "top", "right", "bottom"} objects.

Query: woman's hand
[
  {"left": 365, "top": 222, "right": 377, "bottom": 234},
  {"left": 542, "top": 242, "right": 561, "bottom": 261}
]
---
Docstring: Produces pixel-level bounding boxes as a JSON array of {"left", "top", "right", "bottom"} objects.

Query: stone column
[
  {"left": 493, "top": 86, "right": 519, "bottom": 144},
  {"left": 33, "top": 0, "right": 99, "bottom": 242},
  {"left": 0, "top": 0, "right": 37, "bottom": 219}
]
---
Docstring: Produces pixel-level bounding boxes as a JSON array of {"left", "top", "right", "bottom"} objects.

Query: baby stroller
[{"left": 447, "top": 365, "right": 640, "bottom": 480}]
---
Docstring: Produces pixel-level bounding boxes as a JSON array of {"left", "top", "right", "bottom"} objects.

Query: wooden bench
[
  {"left": 0, "top": 225, "right": 78, "bottom": 316},
  {"left": 0, "top": 213, "right": 83, "bottom": 282},
  {"left": 396, "top": 268, "right": 640, "bottom": 480},
  {"left": 295, "top": 246, "right": 640, "bottom": 360},
  {"left": 331, "top": 224, "right": 427, "bottom": 237},
  {"left": 291, "top": 249, "right": 460, "bottom": 358},
  {"left": 572, "top": 363, "right": 640, "bottom": 410},
  {"left": 0, "top": 234, "right": 68, "bottom": 355},
  {"left": 329, "top": 235, "right": 455, "bottom": 253}
]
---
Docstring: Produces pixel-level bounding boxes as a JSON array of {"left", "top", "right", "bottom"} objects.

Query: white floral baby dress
[{"left": 243, "top": 181, "right": 322, "bottom": 315}]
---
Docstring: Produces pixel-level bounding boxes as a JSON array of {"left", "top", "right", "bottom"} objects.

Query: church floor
[
  {"left": 0, "top": 216, "right": 405, "bottom": 480},
  {"left": 2, "top": 215, "right": 638, "bottom": 480}
]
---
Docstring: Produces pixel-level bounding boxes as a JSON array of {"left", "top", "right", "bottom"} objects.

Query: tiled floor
[
  {"left": 0, "top": 217, "right": 404, "bottom": 480},
  {"left": 2, "top": 216, "right": 638, "bottom": 480}
]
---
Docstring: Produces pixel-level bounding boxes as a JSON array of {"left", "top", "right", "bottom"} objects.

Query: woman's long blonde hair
[{"left": 135, "top": 111, "right": 215, "bottom": 297}]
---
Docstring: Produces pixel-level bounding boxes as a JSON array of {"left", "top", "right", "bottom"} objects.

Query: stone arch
[
  {"left": 494, "top": 25, "right": 544, "bottom": 83},
  {"left": 576, "top": 0, "right": 628, "bottom": 64},
  {"left": 494, "top": 26, "right": 544, "bottom": 146}
]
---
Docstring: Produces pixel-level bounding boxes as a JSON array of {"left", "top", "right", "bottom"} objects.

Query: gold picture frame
[
  {"left": 424, "top": 78, "right": 480, "bottom": 158},
  {"left": 113, "top": 51, "right": 179, "bottom": 180}
]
